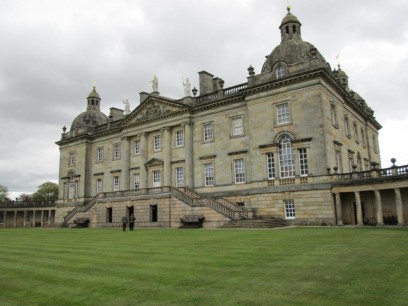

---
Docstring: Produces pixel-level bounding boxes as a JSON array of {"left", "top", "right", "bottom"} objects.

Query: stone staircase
[
  {"left": 63, "top": 186, "right": 248, "bottom": 225},
  {"left": 221, "top": 217, "right": 288, "bottom": 229}
]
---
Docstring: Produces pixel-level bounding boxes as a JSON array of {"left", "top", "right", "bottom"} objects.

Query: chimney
[{"left": 198, "top": 71, "right": 214, "bottom": 95}]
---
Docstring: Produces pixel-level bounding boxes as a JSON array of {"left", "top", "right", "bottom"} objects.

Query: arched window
[
  {"left": 276, "top": 65, "right": 286, "bottom": 79},
  {"left": 279, "top": 135, "right": 295, "bottom": 178}
]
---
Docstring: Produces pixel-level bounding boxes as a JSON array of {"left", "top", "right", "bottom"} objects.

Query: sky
[{"left": 0, "top": 0, "right": 407, "bottom": 198}]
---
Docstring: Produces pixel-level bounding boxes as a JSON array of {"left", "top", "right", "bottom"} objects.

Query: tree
[
  {"left": 32, "top": 182, "right": 58, "bottom": 202},
  {"left": 0, "top": 185, "right": 9, "bottom": 202},
  {"left": 19, "top": 193, "right": 33, "bottom": 202}
]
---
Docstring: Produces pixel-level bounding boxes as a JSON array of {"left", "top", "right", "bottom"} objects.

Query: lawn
[{"left": 0, "top": 227, "right": 407, "bottom": 306}]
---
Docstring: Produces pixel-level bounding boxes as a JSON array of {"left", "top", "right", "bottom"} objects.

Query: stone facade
[{"left": 48, "top": 7, "right": 408, "bottom": 229}]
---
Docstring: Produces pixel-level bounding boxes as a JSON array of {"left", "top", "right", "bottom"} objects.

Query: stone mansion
[{"left": 2, "top": 7, "right": 407, "bottom": 228}]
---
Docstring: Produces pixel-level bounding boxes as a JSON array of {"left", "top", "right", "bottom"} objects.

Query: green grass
[{"left": 0, "top": 227, "right": 407, "bottom": 306}]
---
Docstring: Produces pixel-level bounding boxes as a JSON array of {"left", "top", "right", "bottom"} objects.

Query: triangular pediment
[
  {"left": 121, "top": 96, "right": 189, "bottom": 127},
  {"left": 145, "top": 158, "right": 163, "bottom": 167}
]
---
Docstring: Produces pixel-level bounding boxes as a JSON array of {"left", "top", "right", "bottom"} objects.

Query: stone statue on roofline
[
  {"left": 182, "top": 77, "right": 191, "bottom": 97},
  {"left": 123, "top": 99, "right": 130, "bottom": 115},
  {"left": 150, "top": 75, "right": 159, "bottom": 92}
]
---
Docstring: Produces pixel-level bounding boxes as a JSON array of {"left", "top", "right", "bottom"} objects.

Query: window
[
  {"left": 233, "top": 158, "right": 246, "bottom": 184},
  {"left": 276, "top": 65, "right": 286, "bottom": 79},
  {"left": 344, "top": 116, "right": 350, "bottom": 137},
  {"left": 134, "top": 139, "right": 141, "bottom": 155},
  {"left": 113, "top": 176, "right": 120, "bottom": 191},
  {"left": 75, "top": 181, "right": 79, "bottom": 198},
  {"left": 134, "top": 173, "right": 140, "bottom": 189},
  {"left": 97, "top": 147, "right": 104, "bottom": 162},
  {"left": 153, "top": 170, "right": 161, "bottom": 187},
  {"left": 372, "top": 135, "right": 378, "bottom": 154},
  {"left": 96, "top": 178, "right": 103, "bottom": 194},
  {"left": 348, "top": 152, "right": 354, "bottom": 172},
  {"left": 357, "top": 154, "right": 362, "bottom": 172},
  {"left": 175, "top": 130, "right": 184, "bottom": 147},
  {"left": 69, "top": 152, "right": 75, "bottom": 166},
  {"left": 279, "top": 135, "right": 295, "bottom": 178},
  {"left": 331, "top": 103, "right": 338, "bottom": 127},
  {"left": 203, "top": 123, "right": 214, "bottom": 142},
  {"left": 276, "top": 103, "right": 290, "bottom": 125},
  {"left": 267, "top": 153, "right": 275, "bottom": 179},
  {"left": 284, "top": 200, "right": 295, "bottom": 219},
  {"left": 153, "top": 135, "right": 161, "bottom": 152},
  {"left": 299, "top": 148, "right": 308, "bottom": 176},
  {"left": 204, "top": 163, "right": 214, "bottom": 186},
  {"left": 113, "top": 143, "right": 121, "bottom": 160},
  {"left": 335, "top": 149, "right": 343, "bottom": 173},
  {"left": 0, "top": 212, "right": 4, "bottom": 224},
  {"left": 63, "top": 182, "right": 68, "bottom": 199},
  {"left": 353, "top": 123, "right": 359, "bottom": 143},
  {"left": 360, "top": 128, "right": 366, "bottom": 147},
  {"left": 236, "top": 202, "right": 245, "bottom": 208},
  {"left": 68, "top": 182, "right": 75, "bottom": 198},
  {"left": 231, "top": 117, "right": 244, "bottom": 137},
  {"left": 175, "top": 167, "right": 185, "bottom": 187}
]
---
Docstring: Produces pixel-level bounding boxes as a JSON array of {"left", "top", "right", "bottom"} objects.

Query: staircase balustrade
[{"left": 64, "top": 186, "right": 247, "bottom": 223}]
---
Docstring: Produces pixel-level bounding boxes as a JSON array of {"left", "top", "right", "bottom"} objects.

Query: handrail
[
  {"left": 174, "top": 187, "right": 247, "bottom": 220},
  {"left": 63, "top": 186, "right": 248, "bottom": 223}
]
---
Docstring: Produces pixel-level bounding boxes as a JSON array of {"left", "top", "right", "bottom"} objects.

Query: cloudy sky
[{"left": 0, "top": 0, "right": 407, "bottom": 198}]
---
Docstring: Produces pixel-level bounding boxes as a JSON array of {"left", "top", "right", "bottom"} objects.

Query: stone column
[
  {"left": 32, "top": 210, "right": 36, "bottom": 227},
  {"left": 122, "top": 136, "right": 131, "bottom": 191},
  {"left": 23, "top": 210, "right": 27, "bottom": 228},
  {"left": 41, "top": 210, "right": 44, "bottom": 227},
  {"left": 335, "top": 193, "right": 343, "bottom": 225},
  {"left": 374, "top": 190, "right": 383, "bottom": 226},
  {"left": 162, "top": 127, "right": 171, "bottom": 187},
  {"left": 13, "top": 210, "right": 17, "bottom": 228},
  {"left": 395, "top": 188, "right": 404, "bottom": 226},
  {"left": 354, "top": 191, "right": 363, "bottom": 225},
  {"left": 48, "top": 209, "right": 52, "bottom": 226},
  {"left": 140, "top": 132, "right": 148, "bottom": 188},
  {"left": 183, "top": 121, "right": 194, "bottom": 188}
]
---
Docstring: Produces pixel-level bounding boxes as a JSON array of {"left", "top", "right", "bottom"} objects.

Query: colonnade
[
  {"left": 334, "top": 187, "right": 406, "bottom": 226},
  {"left": 0, "top": 209, "right": 56, "bottom": 228}
]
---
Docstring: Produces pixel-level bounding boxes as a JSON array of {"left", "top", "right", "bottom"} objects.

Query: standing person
[
  {"left": 121, "top": 215, "right": 128, "bottom": 231},
  {"left": 129, "top": 214, "right": 136, "bottom": 231}
]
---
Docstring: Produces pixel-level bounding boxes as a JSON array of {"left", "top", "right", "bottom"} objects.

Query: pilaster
[
  {"left": 183, "top": 121, "right": 194, "bottom": 188},
  {"left": 140, "top": 132, "right": 148, "bottom": 188},
  {"left": 162, "top": 127, "right": 171, "bottom": 186},
  {"left": 122, "top": 136, "right": 131, "bottom": 190}
]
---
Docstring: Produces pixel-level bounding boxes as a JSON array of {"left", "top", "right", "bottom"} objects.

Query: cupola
[{"left": 280, "top": 6, "right": 302, "bottom": 42}]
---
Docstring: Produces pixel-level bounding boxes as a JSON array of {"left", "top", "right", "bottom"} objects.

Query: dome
[
  {"left": 70, "top": 111, "right": 109, "bottom": 131},
  {"left": 262, "top": 40, "right": 327, "bottom": 73},
  {"left": 70, "top": 86, "right": 109, "bottom": 131},
  {"left": 261, "top": 7, "right": 328, "bottom": 74}
]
